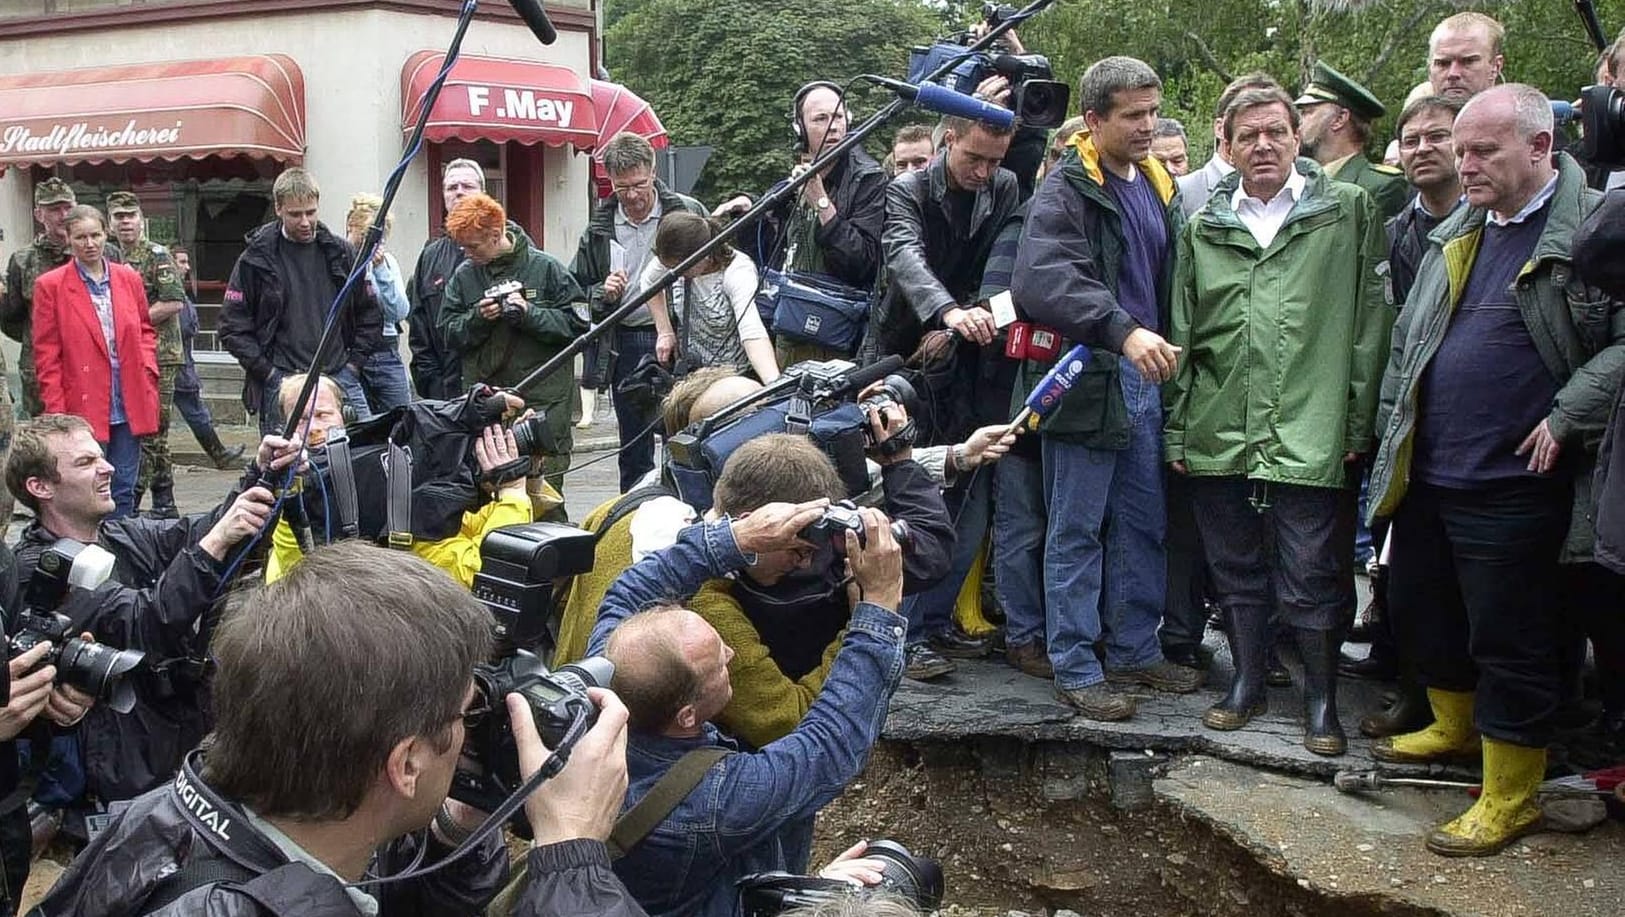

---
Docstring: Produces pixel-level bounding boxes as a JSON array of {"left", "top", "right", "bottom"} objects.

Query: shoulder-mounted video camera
[
  {"left": 664, "top": 356, "right": 919, "bottom": 514},
  {"left": 907, "top": 2, "right": 1070, "bottom": 128},
  {"left": 5, "top": 539, "right": 145, "bottom": 714}
]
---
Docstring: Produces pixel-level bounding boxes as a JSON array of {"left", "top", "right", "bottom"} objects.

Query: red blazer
[{"left": 32, "top": 259, "right": 160, "bottom": 440}]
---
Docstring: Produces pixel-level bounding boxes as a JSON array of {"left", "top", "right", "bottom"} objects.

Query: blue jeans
[
  {"left": 174, "top": 380, "right": 215, "bottom": 441},
  {"left": 360, "top": 341, "right": 413, "bottom": 413},
  {"left": 994, "top": 451, "right": 1048, "bottom": 649},
  {"left": 903, "top": 466, "right": 992, "bottom": 644},
  {"left": 103, "top": 421, "right": 141, "bottom": 519},
  {"left": 611, "top": 327, "right": 660, "bottom": 492},
  {"left": 1042, "top": 357, "right": 1167, "bottom": 690}
]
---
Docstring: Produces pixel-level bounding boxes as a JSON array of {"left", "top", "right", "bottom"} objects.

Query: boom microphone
[
  {"left": 508, "top": 0, "right": 558, "bottom": 45},
  {"left": 863, "top": 75, "right": 1016, "bottom": 131},
  {"left": 833, "top": 354, "right": 906, "bottom": 397}
]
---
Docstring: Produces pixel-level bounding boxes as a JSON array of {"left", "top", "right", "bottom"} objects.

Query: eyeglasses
[
  {"left": 611, "top": 178, "right": 654, "bottom": 194},
  {"left": 1398, "top": 129, "right": 1453, "bottom": 152},
  {"left": 455, "top": 694, "right": 492, "bottom": 729}
]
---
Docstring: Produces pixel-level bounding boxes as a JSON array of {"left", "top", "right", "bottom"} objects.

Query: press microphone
[
  {"left": 863, "top": 75, "right": 1016, "bottom": 131},
  {"left": 508, "top": 0, "right": 558, "bottom": 45},
  {"left": 1007, "top": 345, "right": 1091, "bottom": 433}
]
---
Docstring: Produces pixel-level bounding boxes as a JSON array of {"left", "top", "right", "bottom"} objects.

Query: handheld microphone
[
  {"left": 1007, "top": 344, "right": 1091, "bottom": 432},
  {"left": 863, "top": 75, "right": 1016, "bottom": 131},
  {"left": 507, "top": 0, "right": 558, "bottom": 45}
]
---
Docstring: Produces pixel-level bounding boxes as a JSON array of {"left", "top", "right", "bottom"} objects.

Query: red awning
[
  {"left": 587, "top": 80, "right": 669, "bottom": 155},
  {"left": 403, "top": 51, "right": 597, "bottom": 148},
  {"left": 0, "top": 55, "right": 305, "bottom": 167}
]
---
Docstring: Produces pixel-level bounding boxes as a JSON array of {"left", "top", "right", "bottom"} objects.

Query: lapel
[{"left": 66, "top": 264, "right": 112, "bottom": 359}]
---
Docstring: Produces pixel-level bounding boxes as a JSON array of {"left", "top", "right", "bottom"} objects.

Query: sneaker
[
  {"left": 1055, "top": 684, "right": 1136, "bottom": 721},
  {"left": 928, "top": 627, "right": 993, "bottom": 659},
  {"left": 1106, "top": 660, "right": 1204, "bottom": 693},
  {"left": 904, "top": 643, "right": 956, "bottom": 681},
  {"left": 1005, "top": 641, "right": 1054, "bottom": 678}
]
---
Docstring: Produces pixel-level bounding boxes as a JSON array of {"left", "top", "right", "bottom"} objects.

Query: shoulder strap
[
  {"left": 324, "top": 431, "right": 361, "bottom": 540},
  {"left": 139, "top": 851, "right": 259, "bottom": 913},
  {"left": 384, "top": 440, "right": 414, "bottom": 549},
  {"left": 590, "top": 482, "right": 675, "bottom": 544},
  {"left": 607, "top": 746, "right": 732, "bottom": 860}
]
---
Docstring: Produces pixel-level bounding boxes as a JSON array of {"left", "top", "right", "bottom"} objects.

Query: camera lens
[
  {"left": 863, "top": 840, "right": 943, "bottom": 909},
  {"left": 56, "top": 638, "right": 145, "bottom": 715},
  {"left": 509, "top": 414, "right": 553, "bottom": 457}
]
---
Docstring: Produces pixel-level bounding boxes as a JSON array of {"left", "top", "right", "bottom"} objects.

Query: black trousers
[
  {"left": 1556, "top": 561, "right": 1625, "bottom": 715},
  {"left": 0, "top": 803, "right": 30, "bottom": 917},
  {"left": 1190, "top": 478, "right": 1344, "bottom": 632},
  {"left": 1161, "top": 470, "right": 1210, "bottom": 652},
  {"left": 1388, "top": 478, "right": 1571, "bottom": 747}
]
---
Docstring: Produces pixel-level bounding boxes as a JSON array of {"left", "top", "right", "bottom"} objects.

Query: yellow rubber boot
[
  {"left": 1372, "top": 688, "right": 1480, "bottom": 764},
  {"left": 952, "top": 538, "right": 997, "bottom": 637},
  {"left": 1426, "top": 738, "right": 1545, "bottom": 857}
]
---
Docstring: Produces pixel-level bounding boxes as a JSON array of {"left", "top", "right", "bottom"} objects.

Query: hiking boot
[
  {"left": 1005, "top": 641, "right": 1053, "bottom": 678},
  {"left": 1055, "top": 684, "right": 1136, "bottom": 721},
  {"left": 1106, "top": 660, "right": 1204, "bottom": 694},
  {"left": 904, "top": 643, "right": 955, "bottom": 681}
]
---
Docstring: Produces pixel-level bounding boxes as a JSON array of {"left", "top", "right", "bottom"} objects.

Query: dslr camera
[
  {"left": 4, "top": 539, "right": 145, "bottom": 715},
  {"left": 485, "top": 278, "right": 527, "bottom": 323},
  {"left": 453, "top": 521, "right": 614, "bottom": 821},
  {"left": 907, "top": 2, "right": 1070, "bottom": 128},
  {"left": 738, "top": 840, "right": 943, "bottom": 917}
]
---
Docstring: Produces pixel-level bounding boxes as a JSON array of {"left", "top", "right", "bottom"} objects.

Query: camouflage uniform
[{"left": 108, "top": 191, "right": 186, "bottom": 516}]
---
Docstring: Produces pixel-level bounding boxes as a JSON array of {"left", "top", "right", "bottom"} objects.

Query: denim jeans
[
  {"left": 259, "top": 366, "right": 370, "bottom": 435},
  {"left": 103, "top": 421, "right": 141, "bottom": 519},
  {"left": 994, "top": 451, "right": 1048, "bottom": 650},
  {"left": 359, "top": 341, "right": 413, "bottom": 413},
  {"left": 1042, "top": 357, "right": 1167, "bottom": 690},
  {"left": 902, "top": 466, "right": 992, "bottom": 644},
  {"left": 174, "top": 383, "right": 215, "bottom": 441},
  {"left": 1389, "top": 479, "right": 1570, "bottom": 746},
  {"left": 611, "top": 327, "right": 660, "bottom": 492}
]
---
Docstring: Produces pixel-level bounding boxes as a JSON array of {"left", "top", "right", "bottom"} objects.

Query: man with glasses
[
  {"left": 1388, "top": 96, "right": 1466, "bottom": 307},
  {"left": 568, "top": 132, "right": 707, "bottom": 492},
  {"left": 409, "top": 158, "right": 486, "bottom": 400}
]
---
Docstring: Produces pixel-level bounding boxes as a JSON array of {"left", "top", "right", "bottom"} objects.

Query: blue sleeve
[
  {"left": 370, "top": 257, "right": 412, "bottom": 325},
  {"left": 587, "top": 519, "right": 748, "bottom": 656},
  {"left": 705, "top": 602, "right": 906, "bottom": 852}
]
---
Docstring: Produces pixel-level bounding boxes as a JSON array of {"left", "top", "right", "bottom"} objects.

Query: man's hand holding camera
[
  {"left": 845, "top": 508, "right": 904, "bottom": 613},
  {"left": 0, "top": 640, "right": 94, "bottom": 741},
  {"left": 474, "top": 421, "right": 528, "bottom": 500},
  {"left": 731, "top": 499, "right": 831, "bottom": 557},
  {"left": 862, "top": 390, "right": 914, "bottom": 466},
  {"left": 510, "top": 687, "right": 631, "bottom": 846}
]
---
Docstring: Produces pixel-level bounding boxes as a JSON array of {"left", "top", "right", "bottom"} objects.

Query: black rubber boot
[
  {"left": 1295, "top": 627, "right": 1348, "bottom": 756},
  {"left": 1204, "top": 605, "right": 1270, "bottom": 731},
  {"left": 148, "top": 479, "right": 180, "bottom": 520},
  {"left": 199, "top": 427, "right": 246, "bottom": 470}
]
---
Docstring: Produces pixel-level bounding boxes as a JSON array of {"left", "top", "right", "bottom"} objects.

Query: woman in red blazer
[{"left": 33, "top": 204, "right": 159, "bottom": 519}]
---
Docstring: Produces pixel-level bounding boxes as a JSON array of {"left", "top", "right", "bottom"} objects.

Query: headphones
[{"left": 791, "top": 81, "right": 844, "bottom": 154}]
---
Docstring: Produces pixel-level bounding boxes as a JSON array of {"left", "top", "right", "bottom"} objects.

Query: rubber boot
[
  {"left": 1294, "top": 627, "right": 1347, "bottom": 756},
  {"left": 1359, "top": 646, "right": 1433, "bottom": 738},
  {"left": 576, "top": 387, "right": 596, "bottom": 429},
  {"left": 147, "top": 479, "right": 180, "bottom": 520},
  {"left": 198, "top": 427, "right": 246, "bottom": 470},
  {"left": 1373, "top": 688, "right": 1480, "bottom": 763},
  {"left": 1426, "top": 738, "right": 1546, "bottom": 857},
  {"left": 1204, "top": 605, "right": 1270, "bottom": 730}
]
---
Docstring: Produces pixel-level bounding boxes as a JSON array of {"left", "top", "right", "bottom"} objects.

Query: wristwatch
[{"left": 815, "top": 196, "right": 832, "bottom": 212}]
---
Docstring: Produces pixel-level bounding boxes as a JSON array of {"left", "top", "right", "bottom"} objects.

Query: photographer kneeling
[
  {"left": 264, "top": 373, "right": 534, "bottom": 588},
  {"left": 4, "top": 414, "right": 293, "bottom": 805},
  {"left": 33, "top": 542, "right": 641, "bottom": 917},
  {"left": 586, "top": 500, "right": 908, "bottom": 917}
]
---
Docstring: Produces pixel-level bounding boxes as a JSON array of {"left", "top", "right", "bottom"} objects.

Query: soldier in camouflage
[{"left": 108, "top": 191, "right": 187, "bottom": 518}]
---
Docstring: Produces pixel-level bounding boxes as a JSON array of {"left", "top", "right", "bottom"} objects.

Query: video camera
[
  {"left": 452, "top": 521, "right": 613, "bottom": 820},
  {"left": 484, "top": 278, "right": 528, "bottom": 323},
  {"left": 1578, "top": 83, "right": 1625, "bottom": 170},
  {"left": 4, "top": 539, "right": 145, "bottom": 715},
  {"left": 907, "top": 2, "right": 1070, "bottom": 128},
  {"left": 738, "top": 840, "right": 944, "bottom": 917},
  {"left": 665, "top": 356, "right": 920, "bottom": 514}
]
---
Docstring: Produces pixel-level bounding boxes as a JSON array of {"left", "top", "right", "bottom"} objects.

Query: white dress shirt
[{"left": 1231, "top": 165, "right": 1308, "bottom": 249}]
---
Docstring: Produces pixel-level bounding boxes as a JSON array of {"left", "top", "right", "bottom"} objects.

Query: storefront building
[{"left": 0, "top": 0, "right": 663, "bottom": 414}]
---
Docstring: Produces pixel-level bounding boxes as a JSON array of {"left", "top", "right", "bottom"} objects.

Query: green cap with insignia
[
  {"left": 33, "top": 177, "right": 75, "bottom": 206},
  {"left": 106, "top": 191, "right": 141, "bottom": 214},
  {"left": 1294, "top": 62, "right": 1386, "bottom": 121}
]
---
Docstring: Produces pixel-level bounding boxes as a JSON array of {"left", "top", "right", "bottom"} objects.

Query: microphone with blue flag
[{"left": 1008, "top": 344, "right": 1090, "bottom": 433}]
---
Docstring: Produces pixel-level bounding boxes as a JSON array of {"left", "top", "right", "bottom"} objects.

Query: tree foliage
[{"left": 605, "top": 0, "right": 940, "bottom": 201}]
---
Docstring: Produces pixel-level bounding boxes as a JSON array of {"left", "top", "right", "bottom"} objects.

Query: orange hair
[{"left": 445, "top": 193, "right": 506, "bottom": 244}]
